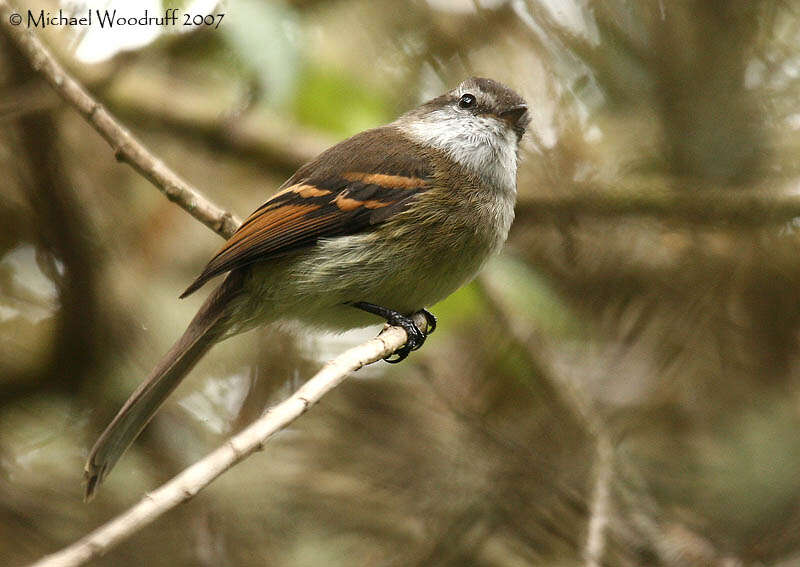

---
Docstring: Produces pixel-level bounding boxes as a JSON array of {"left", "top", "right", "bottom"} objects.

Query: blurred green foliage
[{"left": 293, "top": 64, "right": 393, "bottom": 135}]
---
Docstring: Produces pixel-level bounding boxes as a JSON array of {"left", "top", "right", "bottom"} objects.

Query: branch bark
[
  {"left": 28, "top": 316, "right": 427, "bottom": 567},
  {"left": 0, "top": 0, "right": 241, "bottom": 238}
]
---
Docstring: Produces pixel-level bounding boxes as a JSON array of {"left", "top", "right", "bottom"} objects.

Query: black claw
[
  {"left": 384, "top": 342, "right": 413, "bottom": 363},
  {"left": 421, "top": 308, "right": 437, "bottom": 335},
  {"left": 350, "top": 302, "right": 435, "bottom": 363}
]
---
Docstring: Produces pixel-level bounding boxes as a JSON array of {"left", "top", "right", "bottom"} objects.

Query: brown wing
[{"left": 180, "top": 128, "right": 433, "bottom": 298}]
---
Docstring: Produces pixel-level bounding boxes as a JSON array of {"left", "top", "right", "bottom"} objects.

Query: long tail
[{"left": 84, "top": 273, "right": 243, "bottom": 500}]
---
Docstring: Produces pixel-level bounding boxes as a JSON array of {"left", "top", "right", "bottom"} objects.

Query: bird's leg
[{"left": 349, "top": 302, "right": 437, "bottom": 363}]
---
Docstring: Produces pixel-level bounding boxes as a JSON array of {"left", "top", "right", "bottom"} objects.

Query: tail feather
[{"left": 84, "top": 273, "right": 242, "bottom": 500}]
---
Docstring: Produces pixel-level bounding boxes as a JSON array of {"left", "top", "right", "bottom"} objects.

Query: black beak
[{"left": 498, "top": 104, "right": 528, "bottom": 127}]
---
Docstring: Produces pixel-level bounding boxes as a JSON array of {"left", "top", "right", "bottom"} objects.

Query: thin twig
[
  {"left": 28, "top": 318, "right": 426, "bottom": 567},
  {"left": 0, "top": 0, "right": 241, "bottom": 238},
  {"left": 476, "top": 273, "right": 615, "bottom": 566},
  {"left": 6, "top": 0, "right": 800, "bottom": 236},
  {"left": 584, "top": 434, "right": 613, "bottom": 567}
]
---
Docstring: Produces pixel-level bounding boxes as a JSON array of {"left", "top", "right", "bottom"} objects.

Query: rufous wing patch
[
  {"left": 333, "top": 191, "right": 392, "bottom": 212},
  {"left": 342, "top": 172, "right": 427, "bottom": 189},
  {"left": 259, "top": 183, "right": 332, "bottom": 211},
  {"left": 295, "top": 184, "right": 332, "bottom": 198},
  {"left": 181, "top": 168, "right": 432, "bottom": 297}
]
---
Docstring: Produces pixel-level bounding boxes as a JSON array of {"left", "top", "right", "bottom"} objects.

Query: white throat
[{"left": 399, "top": 110, "right": 519, "bottom": 194}]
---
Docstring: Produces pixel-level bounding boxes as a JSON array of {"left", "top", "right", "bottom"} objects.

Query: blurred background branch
[{"left": 0, "top": 29, "right": 105, "bottom": 404}]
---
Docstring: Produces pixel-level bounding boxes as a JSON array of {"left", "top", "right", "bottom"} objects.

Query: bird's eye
[{"left": 458, "top": 93, "right": 477, "bottom": 109}]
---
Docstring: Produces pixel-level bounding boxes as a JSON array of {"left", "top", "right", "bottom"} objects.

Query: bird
[{"left": 84, "top": 77, "right": 529, "bottom": 499}]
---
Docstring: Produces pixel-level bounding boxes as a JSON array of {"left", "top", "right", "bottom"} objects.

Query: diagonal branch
[
  {"left": 0, "top": 0, "right": 241, "bottom": 239},
  {"left": 28, "top": 316, "right": 427, "bottom": 567}
]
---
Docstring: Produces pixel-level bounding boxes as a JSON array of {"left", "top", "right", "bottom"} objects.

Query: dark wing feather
[{"left": 180, "top": 127, "right": 432, "bottom": 298}]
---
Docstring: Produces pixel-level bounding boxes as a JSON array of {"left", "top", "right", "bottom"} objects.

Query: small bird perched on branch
[{"left": 85, "top": 77, "right": 529, "bottom": 499}]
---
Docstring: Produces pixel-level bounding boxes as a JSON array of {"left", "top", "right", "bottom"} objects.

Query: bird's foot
[{"left": 350, "top": 302, "right": 436, "bottom": 363}]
